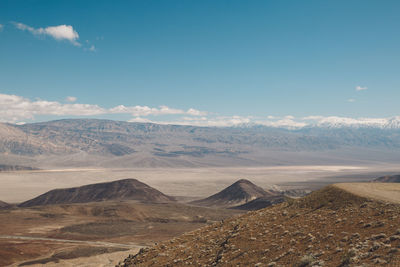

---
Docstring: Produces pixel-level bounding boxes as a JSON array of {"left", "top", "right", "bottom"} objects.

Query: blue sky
[{"left": 1, "top": 0, "right": 400, "bottom": 126}]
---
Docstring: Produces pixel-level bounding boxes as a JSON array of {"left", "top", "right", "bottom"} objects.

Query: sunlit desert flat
[{"left": 0, "top": 164, "right": 397, "bottom": 203}]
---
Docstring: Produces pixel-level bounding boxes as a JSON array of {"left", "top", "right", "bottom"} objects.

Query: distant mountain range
[
  {"left": 19, "top": 179, "right": 176, "bottom": 207},
  {"left": 373, "top": 174, "right": 400, "bottom": 183},
  {"left": 236, "top": 116, "right": 400, "bottom": 130},
  {"left": 0, "top": 164, "right": 39, "bottom": 172},
  {"left": 1, "top": 118, "right": 400, "bottom": 168}
]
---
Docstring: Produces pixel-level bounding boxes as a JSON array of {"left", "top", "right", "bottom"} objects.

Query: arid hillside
[
  {"left": 0, "top": 200, "right": 241, "bottom": 266},
  {"left": 231, "top": 196, "right": 285, "bottom": 211},
  {"left": 119, "top": 183, "right": 400, "bottom": 266},
  {"left": 19, "top": 178, "right": 176, "bottom": 207},
  {"left": 191, "top": 179, "right": 282, "bottom": 208},
  {"left": 0, "top": 200, "right": 10, "bottom": 209}
]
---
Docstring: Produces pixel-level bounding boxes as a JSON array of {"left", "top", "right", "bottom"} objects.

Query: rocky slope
[
  {"left": 119, "top": 183, "right": 400, "bottom": 266},
  {"left": 19, "top": 179, "right": 176, "bottom": 207},
  {"left": 231, "top": 196, "right": 285, "bottom": 211},
  {"left": 0, "top": 122, "right": 55, "bottom": 155},
  {"left": 190, "top": 179, "right": 282, "bottom": 208},
  {"left": 0, "top": 200, "right": 10, "bottom": 209},
  {"left": 2, "top": 119, "right": 400, "bottom": 168},
  {"left": 373, "top": 174, "right": 400, "bottom": 183}
]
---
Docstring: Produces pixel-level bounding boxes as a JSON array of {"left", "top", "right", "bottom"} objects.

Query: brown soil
[
  {"left": 0, "top": 201, "right": 240, "bottom": 266},
  {"left": 19, "top": 178, "right": 176, "bottom": 207},
  {"left": 119, "top": 183, "right": 400, "bottom": 266}
]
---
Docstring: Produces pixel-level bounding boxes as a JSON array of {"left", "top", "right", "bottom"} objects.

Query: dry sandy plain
[
  {"left": 0, "top": 164, "right": 399, "bottom": 266},
  {"left": 0, "top": 164, "right": 399, "bottom": 204},
  {"left": 335, "top": 182, "right": 400, "bottom": 204}
]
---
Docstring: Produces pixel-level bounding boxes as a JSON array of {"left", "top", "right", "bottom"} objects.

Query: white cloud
[
  {"left": 0, "top": 93, "right": 208, "bottom": 123},
  {"left": 128, "top": 117, "right": 153, "bottom": 123},
  {"left": 157, "top": 116, "right": 253, "bottom": 127},
  {"left": 66, "top": 96, "right": 77, "bottom": 102},
  {"left": 347, "top": 98, "right": 355, "bottom": 102},
  {"left": 1, "top": 93, "right": 400, "bottom": 129},
  {"left": 0, "top": 24, "right": 3, "bottom": 31},
  {"left": 302, "top": 115, "right": 324, "bottom": 120},
  {"left": 109, "top": 105, "right": 207, "bottom": 117},
  {"left": 88, "top": 45, "right": 96, "bottom": 52},
  {"left": 0, "top": 93, "right": 104, "bottom": 123},
  {"left": 109, "top": 105, "right": 184, "bottom": 116},
  {"left": 14, "top": 22, "right": 80, "bottom": 46},
  {"left": 186, "top": 108, "right": 207, "bottom": 116},
  {"left": 355, "top": 85, "right": 367, "bottom": 91}
]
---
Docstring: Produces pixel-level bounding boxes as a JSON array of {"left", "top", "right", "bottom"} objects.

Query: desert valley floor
[
  {"left": 1, "top": 164, "right": 399, "bottom": 204},
  {"left": 1, "top": 164, "right": 400, "bottom": 266}
]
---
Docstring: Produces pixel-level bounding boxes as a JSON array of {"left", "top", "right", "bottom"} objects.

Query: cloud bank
[
  {"left": 0, "top": 93, "right": 206, "bottom": 123},
  {"left": 355, "top": 86, "right": 367, "bottom": 91},
  {"left": 66, "top": 96, "right": 77, "bottom": 102},
  {"left": 0, "top": 93, "right": 399, "bottom": 129},
  {"left": 14, "top": 22, "right": 80, "bottom": 46}
]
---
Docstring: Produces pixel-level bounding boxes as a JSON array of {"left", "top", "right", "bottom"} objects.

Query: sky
[{"left": 1, "top": 0, "right": 400, "bottom": 127}]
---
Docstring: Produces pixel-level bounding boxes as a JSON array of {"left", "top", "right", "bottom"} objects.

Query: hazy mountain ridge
[
  {"left": 373, "top": 174, "right": 400, "bottom": 183},
  {"left": 0, "top": 164, "right": 39, "bottom": 172},
  {"left": 1, "top": 119, "right": 400, "bottom": 167},
  {"left": 236, "top": 116, "right": 400, "bottom": 129}
]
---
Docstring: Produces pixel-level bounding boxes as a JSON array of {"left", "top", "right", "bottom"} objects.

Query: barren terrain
[
  {"left": 1, "top": 165, "right": 399, "bottom": 266},
  {"left": 335, "top": 183, "right": 400, "bottom": 204},
  {"left": 120, "top": 183, "right": 400, "bottom": 266},
  {"left": 0, "top": 201, "right": 240, "bottom": 266},
  {"left": 0, "top": 164, "right": 396, "bottom": 204}
]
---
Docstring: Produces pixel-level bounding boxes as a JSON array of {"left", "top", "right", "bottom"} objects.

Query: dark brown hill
[
  {"left": 190, "top": 179, "right": 280, "bottom": 208},
  {"left": 231, "top": 195, "right": 285, "bottom": 211},
  {"left": 19, "top": 179, "right": 176, "bottom": 207},
  {"left": 0, "top": 200, "right": 10, "bottom": 209},
  {"left": 119, "top": 183, "right": 400, "bottom": 266},
  {"left": 373, "top": 174, "right": 400, "bottom": 183}
]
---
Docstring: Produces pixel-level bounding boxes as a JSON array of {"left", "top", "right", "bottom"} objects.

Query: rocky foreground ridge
[{"left": 118, "top": 183, "right": 400, "bottom": 266}]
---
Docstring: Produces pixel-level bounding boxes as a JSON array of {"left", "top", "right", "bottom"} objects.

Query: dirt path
[
  {"left": 8, "top": 248, "right": 140, "bottom": 267},
  {"left": 0, "top": 235, "right": 141, "bottom": 249},
  {"left": 334, "top": 183, "right": 400, "bottom": 204},
  {"left": 30, "top": 248, "right": 140, "bottom": 267}
]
